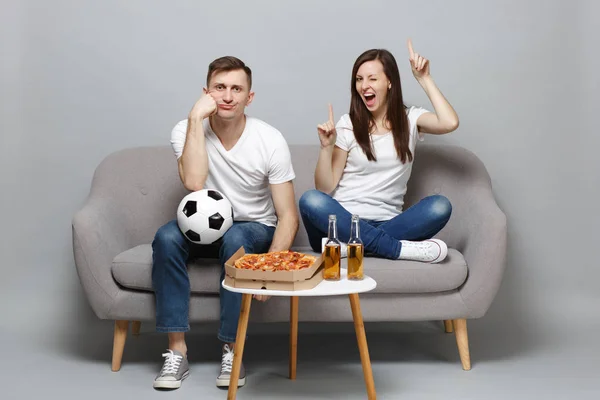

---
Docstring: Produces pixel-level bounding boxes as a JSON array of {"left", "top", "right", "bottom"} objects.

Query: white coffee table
[{"left": 221, "top": 268, "right": 377, "bottom": 400}]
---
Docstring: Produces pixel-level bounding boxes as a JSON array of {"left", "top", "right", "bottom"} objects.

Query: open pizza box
[{"left": 224, "top": 246, "right": 324, "bottom": 291}]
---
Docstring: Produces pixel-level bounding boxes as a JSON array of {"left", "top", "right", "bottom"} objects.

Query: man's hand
[
  {"left": 253, "top": 294, "right": 270, "bottom": 302},
  {"left": 317, "top": 104, "right": 337, "bottom": 149},
  {"left": 189, "top": 92, "right": 217, "bottom": 120}
]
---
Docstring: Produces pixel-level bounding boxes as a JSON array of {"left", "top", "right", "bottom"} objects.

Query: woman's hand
[
  {"left": 317, "top": 104, "right": 337, "bottom": 149},
  {"left": 408, "top": 38, "right": 430, "bottom": 80}
]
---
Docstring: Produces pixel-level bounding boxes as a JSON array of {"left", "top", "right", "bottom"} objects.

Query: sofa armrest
[
  {"left": 453, "top": 184, "right": 507, "bottom": 317},
  {"left": 72, "top": 197, "right": 134, "bottom": 319}
]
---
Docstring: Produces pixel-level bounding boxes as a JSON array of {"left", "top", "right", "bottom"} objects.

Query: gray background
[{"left": 1, "top": 0, "right": 599, "bottom": 398}]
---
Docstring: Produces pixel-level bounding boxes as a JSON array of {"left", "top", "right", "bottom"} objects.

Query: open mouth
[{"left": 364, "top": 93, "right": 376, "bottom": 107}]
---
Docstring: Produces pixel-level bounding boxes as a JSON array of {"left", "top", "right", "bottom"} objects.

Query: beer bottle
[
  {"left": 347, "top": 214, "right": 364, "bottom": 280},
  {"left": 323, "top": 214, "right": 341, "bottom": 280}
]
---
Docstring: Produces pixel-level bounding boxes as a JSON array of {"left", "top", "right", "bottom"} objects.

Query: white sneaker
[
  {"left": 216, "top": 344, "right": 246, "bottom": 388},
  {"left": 321, "top": 237, "right": 348, "bottom": 258},
  {"left": 399, "top": 239, "right": 448, "bottom": 263}
]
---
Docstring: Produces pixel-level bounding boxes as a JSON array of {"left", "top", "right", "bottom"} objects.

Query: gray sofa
[{"left": 72, "top": 143, "right": 507, "bottom": 372}]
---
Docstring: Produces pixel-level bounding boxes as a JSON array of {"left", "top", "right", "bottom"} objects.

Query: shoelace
[
  {"left": 413, "top": 241, "right": 437, "bottom": 260},
  {"left": 221, "top": 344, "right": 234, "bottom": 373},
  {"left": 161, "top": 350, "right": 183, "bottom": 375}
]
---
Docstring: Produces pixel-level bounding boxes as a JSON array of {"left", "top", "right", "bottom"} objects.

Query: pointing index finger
[
  {"left": 407, "top": 38, "right": 415, "bottom": 59},
  {"left": 328, "top": 103, "right": 334, "bottom": 124}
]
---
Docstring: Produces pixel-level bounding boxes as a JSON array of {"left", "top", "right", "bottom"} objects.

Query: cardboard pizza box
[
  {"left": 223, "top": 266, "right": 324, "bottom": 291},
  {"left": 224, "top": 246, "right": 324, "bottom": 287}
]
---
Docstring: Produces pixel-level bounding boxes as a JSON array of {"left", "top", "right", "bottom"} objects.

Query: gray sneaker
[
  {"left": 216, "top": 344, "right": 246, "bottom": 387},
  {"left": 153, "top": 349, "right": 189, "bottom": 390}
]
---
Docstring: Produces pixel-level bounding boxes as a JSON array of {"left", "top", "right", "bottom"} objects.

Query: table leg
[
  {"left": 289, "top": 296, "right": 299, "bottom": 380},
  {"left": 349, "top": 293, "right": 376, "bottom": 400},
  {"left": 227, "top": 293, "right": 252, "bottom": 400}
]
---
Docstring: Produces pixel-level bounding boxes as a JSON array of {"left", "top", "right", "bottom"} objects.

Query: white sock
[{"left": 398, "top": 239, "right": 448, "bottom": 263}]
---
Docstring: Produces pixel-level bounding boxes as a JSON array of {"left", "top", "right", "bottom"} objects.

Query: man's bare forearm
[
  {"left": 180, "top": 116, "right": 209, "bottom": 191},
  {"left": 268, "top": 214, "right": 299, "bottom": 252}
]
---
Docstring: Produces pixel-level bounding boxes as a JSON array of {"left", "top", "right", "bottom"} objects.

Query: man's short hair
[{"left": 207, "top": 56, "right": 252, "bottom": 89}]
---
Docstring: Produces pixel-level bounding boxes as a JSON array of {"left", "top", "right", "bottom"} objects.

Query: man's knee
[
  {"left": 221, "top": 224, "right": 249, "bottom": 250},
  {"left": 152, "top": 220, "right": 187, "bottom": 252},
  {"left": 220, "top": 223, "right": 273, "bottom": 260},
  {"left": 219, "top": 225, "right": 253, "bottom": 265}
]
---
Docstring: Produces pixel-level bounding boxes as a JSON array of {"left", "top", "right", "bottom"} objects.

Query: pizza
[{"left": 234, "top": 250, "right": 317, "bottom": 271}]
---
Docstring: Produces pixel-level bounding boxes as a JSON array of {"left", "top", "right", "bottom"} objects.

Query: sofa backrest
[{"left": 88, "top": 144, "right": 493, "bottom": 250}]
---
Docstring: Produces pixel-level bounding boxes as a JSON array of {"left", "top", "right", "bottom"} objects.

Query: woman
[{"left": 299, "top": 39, "right": 459, "bottom": 263}]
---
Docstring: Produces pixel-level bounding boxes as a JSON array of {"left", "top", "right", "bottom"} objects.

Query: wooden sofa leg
[
  {"left": 443, "top": 320, "right": 453, "bottom": 333},
  {"left": 112, "top": 320, "right": 130, "bottom": 371},
  {"left": 132, "top": 321, "right": 141, "bottom": 336},
  {"left": 453, "top": 319, "right": 471, "bottom": 370}
]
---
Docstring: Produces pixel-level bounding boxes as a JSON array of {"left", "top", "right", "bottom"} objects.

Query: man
[{"left": 151, "top": 56, "right": 299, "bottom": 390}]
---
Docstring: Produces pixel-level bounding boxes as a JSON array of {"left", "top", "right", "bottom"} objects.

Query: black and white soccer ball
[{"left": 176, "top": 189, "right": 234, "bottom": 244}]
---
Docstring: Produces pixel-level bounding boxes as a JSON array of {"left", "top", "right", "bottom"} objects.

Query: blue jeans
[
  {"left": 299, "top": 190, "right": 452, "bottom": 259},
  {"left": 151, "top": 219, "right": 275, "bottom": 343}
]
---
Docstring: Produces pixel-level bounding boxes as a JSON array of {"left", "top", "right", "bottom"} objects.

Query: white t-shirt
[
  {"left": 331, "top": 106, "right": 430, "bottom": 221},
  {"left": 170, "top": 116, "right": 295, "bottom": 227}
]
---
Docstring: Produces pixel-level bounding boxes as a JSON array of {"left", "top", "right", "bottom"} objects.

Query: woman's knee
[
  {"left": 299, "top": 190, "right": 328, "bottom": 215},
  {"left": 425, "top": 195, "right": 452, "bottom": 221}
]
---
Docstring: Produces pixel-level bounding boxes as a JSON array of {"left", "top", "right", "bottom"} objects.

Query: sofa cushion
[
  {"left": 112, "top": 244, "right": 468, "bottom": 294},
  {"left": 299, "top": 248, "right": 468, "bottom": 293},
  {"left": 358, "top": 249, "right": 468, "bottom": 293},
  {"left": 112, "top": 244, "right": 222, "bottom": 294}
]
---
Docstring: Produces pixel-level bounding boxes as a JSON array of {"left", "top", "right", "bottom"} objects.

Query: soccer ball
[{"left": 176, "top": 189, "right": 234, "bottom": 244}]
